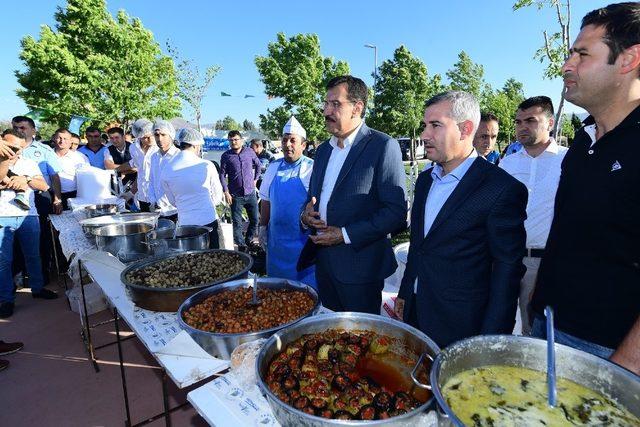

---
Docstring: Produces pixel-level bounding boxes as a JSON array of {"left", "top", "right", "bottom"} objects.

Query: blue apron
[{"left": 267, "top": 157, "right": 316, "bottom": 288}]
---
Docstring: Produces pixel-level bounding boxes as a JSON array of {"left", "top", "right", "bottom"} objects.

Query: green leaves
[
  {"left": 255, "top": 32, "right": 349, "bottom": 141},
  {"left": 15, "top": 0, "right": 180, "bottom": 130},
  {"left": 368, "top": 45, "right": 441, "bottom": 139}
]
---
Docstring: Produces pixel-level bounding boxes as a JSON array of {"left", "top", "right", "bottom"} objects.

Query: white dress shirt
[
  {"left": 499, "top": 139, "right": 568, "bottom": 249},
  {"left": 149, "top": 145, "right": 179, "bottom": 216},
  {"left": 319, "top": 121, "right": 364, "bottom": 244},
  {"left": 415, "top": 150, "right": 478, "bottom": 292},
  {"left": 160, "top": 150, "right": 223, "bottom": 226},
  {"left": 129, "top": 141, "right": 158, "bottom": 203},
  {"left": 0, "top": 157, "right": 42, "bottom": 217},
  {"left": 56, "top": 150, "right": 89, "bottom": 193}
]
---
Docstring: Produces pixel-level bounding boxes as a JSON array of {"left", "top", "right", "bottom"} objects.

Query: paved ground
[{"left": 0, "top": 277, "right": 210, "bottom": 427}]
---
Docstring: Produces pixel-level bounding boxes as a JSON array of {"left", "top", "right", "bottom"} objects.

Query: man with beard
[
  {"left": 500, "top": 96, "right": 568, "bottom": 335},
  {"left": 473, "top": 112, "right": 501, "bottom": 164},
  {"left": 300, "top": 75, "right": 406, "bottom": 313},
  {"left": 531, "top": 3, "right": 640, "bottom": 375},
  {"left": 78, "top": 126, "right": 108, "bottom": 169},
  {"left": 395, "top": 91, "right": 527, "bottom": 347}
]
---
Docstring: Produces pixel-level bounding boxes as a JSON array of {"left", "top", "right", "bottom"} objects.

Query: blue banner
[{"left": 68, "top": 115, "right": 89, "bottom": 135}]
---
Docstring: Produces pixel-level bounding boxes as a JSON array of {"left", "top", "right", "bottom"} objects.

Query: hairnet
[
  {"left": 130, "top": 119, "right": 153, "bottom": 138},
  {"left": 175, "top": 128, "right": 205, "bottom": 146},
  {"left": 152, "top": 119, "right": 176, "bottom": 139}
]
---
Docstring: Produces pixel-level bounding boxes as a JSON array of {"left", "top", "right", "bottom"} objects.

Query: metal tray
[
  {"left": 177, "top": 277, "right": 320, "bottom": 359},
  {"left": 120, "top": 249, "right": 253, "bottom": 312}
]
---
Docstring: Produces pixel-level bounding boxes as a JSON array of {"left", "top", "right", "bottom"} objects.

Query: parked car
[{"left": 398, "top": 137, "right": 425, "bottom": 161}]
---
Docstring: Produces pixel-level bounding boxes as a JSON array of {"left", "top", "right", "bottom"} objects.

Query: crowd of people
[{"left": 1, "top": 3, "right": 638, "bottom": 377}]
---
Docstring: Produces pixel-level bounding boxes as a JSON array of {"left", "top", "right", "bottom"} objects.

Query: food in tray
[
  {"left": 442, "top": 365, "right": 640, "bottom": 426},
  {"left": 265, "top": 329, "right": 430, "bottom": 420},
  {"left": 125, "top": 251, "right": 246, "bottom": 288},
  {"left": 182, "top": 287, "right": 315, "bottom": 334}
]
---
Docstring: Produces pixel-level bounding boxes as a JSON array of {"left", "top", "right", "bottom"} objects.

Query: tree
[
  {"left": 255, "top": 33, "right": 350, "bottom": 141},
  {"left": 242, "top": 119, "right": 256, "bottom": 131},
  {"left": 482, "top": 78, "right": 526, "bottom": 148},
  {"left": 559, "top": 113, "right": 575, "bottom": 142},
  {"left": 167, "top": 42, "right": 220, "bottom": 131},
  {"left": 514, "top": 0, "right": 572, "bottom": 137},
  {"left": 368, "top": 45, "right": 443, "bottom": 141},
  {"left": 215, "top": 116, "right": 241, "bottom": 131},
  {"left": 15, "top": 0, "right": 180, "bottom": 130},
  {"left": 446, "top": 51, "right": 487, "bottom": 99}
]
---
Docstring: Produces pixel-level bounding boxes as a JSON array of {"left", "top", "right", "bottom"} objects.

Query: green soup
[{"left": 442, "top": 365, "right": 639, "bottom": 426}]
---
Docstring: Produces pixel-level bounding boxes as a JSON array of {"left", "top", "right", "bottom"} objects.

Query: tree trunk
[
  {"left": 554, "top": 92, "right": 566, "bottom": 143},
  {"left": 196, "top": 110, "right": 201, "bottom": 132}
]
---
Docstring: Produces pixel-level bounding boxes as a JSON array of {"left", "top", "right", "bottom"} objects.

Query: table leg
[
  {"left": 49, "top": 219, "right": 71, "bottom": 309},
  {"left": 78, "top": 259, "right": 100, "bottom": 372},
  {"left": 114, "top": 307, "right": 133, "bottom": 427},
  {"left": 161, "top": 369, "right": 172, "bottom": 427}
]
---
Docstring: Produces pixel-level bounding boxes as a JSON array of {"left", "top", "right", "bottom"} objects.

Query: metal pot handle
[
  {"left": 202, "top": 226, "right": 214, "bottom": 233},
  {"left": 410, "top": 352, "right": 433, "bottom": 390}
]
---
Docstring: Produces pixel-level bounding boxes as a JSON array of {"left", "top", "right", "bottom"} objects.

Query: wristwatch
[{"left": 25, "top": 176, "right": 32, "bottom": 185}]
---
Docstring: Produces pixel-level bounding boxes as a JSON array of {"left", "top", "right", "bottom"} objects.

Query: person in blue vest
[{"left": 258, "top": 116, "right": 316, "bottom": 288}]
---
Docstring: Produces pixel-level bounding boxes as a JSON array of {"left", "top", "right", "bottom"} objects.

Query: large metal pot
[
  {"left": 146, "top": 225, "right": 211, "bottom": 255},
  {"left": 93, "top": 222, "right": 154, "bottom": 263},
  {"left": 120, "top": 249, "right": 253, "bottom": 312},
  {"left": 80, "top": 212, "right": 160, "bottom": 235},
  {"left": 155, "top": 218, "right": 175, "bottom": 233},
  {"left": 430, "top": 335, "right": 640, "bottom": 426},
  {"left": 84, "top": 203, "right": 118, "bottom": 218},
  {"left": 256, "top": 312, "right": 441, "bottom": 426},
  {"left": 178, "top": 278, "right": 320, "bottom": 359}
]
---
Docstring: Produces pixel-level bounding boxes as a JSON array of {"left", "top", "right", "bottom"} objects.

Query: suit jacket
[
  {"left": 300, "top": 123, "right": 407, "bottom": 285},
  {"left": 397, "top": 158, "right": 528, "bottom": 347}
]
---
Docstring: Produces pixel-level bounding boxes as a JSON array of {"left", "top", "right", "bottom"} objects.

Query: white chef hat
[
  {"left": 176, "top": 128, "right": 205, "bottom": 146},
  {"left": 153, "top": 119, "right": 176, "bottom": 140},
  {"left": 282, "top": 116, "right": 306, "bottom": 139},
  {"left": 131, "top": 119, "right": 153, "bottom": 138}
]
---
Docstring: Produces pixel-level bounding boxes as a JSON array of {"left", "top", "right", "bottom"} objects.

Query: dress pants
[{"left": 315, "top": 258, "right": 382, "bottom": 314}]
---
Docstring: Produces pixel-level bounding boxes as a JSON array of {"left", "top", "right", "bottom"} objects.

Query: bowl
[
  {"left": 120, "top": 249, "right": 253, "bottom": 312},
  {"left": 178, "top": 277, "right": 320, "bottom": 359},
  {"left": 256, "top": 312, "right": 441, "bottom": 426},
  {"left": 430, "top": 335, "right": 640, "bottom": 426}
]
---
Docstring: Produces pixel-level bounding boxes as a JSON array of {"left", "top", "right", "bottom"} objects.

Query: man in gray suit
[{"left": 300, "top": 75, "right": 407, "bottom": 313}]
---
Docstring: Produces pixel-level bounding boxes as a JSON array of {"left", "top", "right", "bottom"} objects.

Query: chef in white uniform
[
  {"left": 161, "top": 128, "right": 223, "bottom": 248},
  {"left": 258, "top": 116, "right": 315, "bottom": 288},
  {"left": 149, "top": 120, "right": 179, "bottom": 221}
]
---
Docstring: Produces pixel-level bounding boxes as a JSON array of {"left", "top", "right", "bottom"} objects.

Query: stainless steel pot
[
  {"left": 256, "top": 312, "right": 441, "bottom": 426},
  {"left": 146, "top": 225, "right": 211, "bottom": 255},
  {"left": 84, "top": 203, "right": 118, "bottom": 218},
  {"left": 178, "top": 277, "right": 320, "bottom": 359},
  {"left": 430, "top": 335, "right": 640, "bottom": 426},
  {"left": 80, "top": 212, "right": 160, "bottom": 235},
  {"left": 93, "top": 222, "right": 154, "bottom": 263},
  {"left": 120, "top": 249, "right": 253, "bottom": 312},
  {"left": 155, "top": 218, "right": 175, "bottom": 233}
]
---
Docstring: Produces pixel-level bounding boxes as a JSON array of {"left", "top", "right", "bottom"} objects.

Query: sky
[{"left": 0, "top": 0, "right": 608, "bottom": 127}]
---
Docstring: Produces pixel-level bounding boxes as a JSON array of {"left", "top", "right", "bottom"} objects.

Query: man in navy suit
[
  {"left": 300, "top": 75, "right": 407, "bottom": 314},
  {"left": 395, "top": 91, "right": 528, "bottom": 347}
]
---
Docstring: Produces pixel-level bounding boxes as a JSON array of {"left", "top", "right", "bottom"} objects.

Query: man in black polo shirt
[
  {"left": 104, "top": 127, "right": 136, "bottom": 186},
  {"left": 531, "top": 2, "right": 640, "bottom": 375}
]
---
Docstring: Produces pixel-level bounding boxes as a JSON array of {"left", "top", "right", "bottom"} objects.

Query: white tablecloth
[
  {"left": 78, "top": 250, "right": 229, "bottom": 388},
  {"left": 49, "top": 211, "right": 95, "bottom": 260}
]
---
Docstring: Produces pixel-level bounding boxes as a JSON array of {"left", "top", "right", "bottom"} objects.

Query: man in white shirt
[
  {"left": 161, "top": 128, "right": 223, "bottom": 248},
  {"left": 0, "top": 130, "right": 57, "bottom": 319},
  {"left": 149, "top": 120, "right": 178, "bottom": 221},
  {"left": 259, "top": 116, "right": 315, "bottom": 287},
  {"left": 499, "top": 96, "right": 568, "bottom": 335},
  {"left": 52, "top": 128, "right": 89, "bottom": 209},
  {"left": 117, "top": 119, "right": 156, "bottom": 212},
  {"left": 300, "top": 75, "right": 407, "bottom": 313}
]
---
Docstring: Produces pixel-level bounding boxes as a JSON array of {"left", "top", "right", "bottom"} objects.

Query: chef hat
[
  {"left": 153, "top": 119, "right": 176, "bottom": 139},
  {"left": 282, "top": 116, "right": 306, "bottom": 139},
  {"left": 176, "top": 128, "right": 205, "bottom": 146},
  {"left": 131, "top": 119, "right": 153, "bottom": 138}
]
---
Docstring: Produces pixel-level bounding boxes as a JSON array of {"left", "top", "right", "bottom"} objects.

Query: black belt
[{"left": 526, "top": 248, "right": 545, "bottom": 258}]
